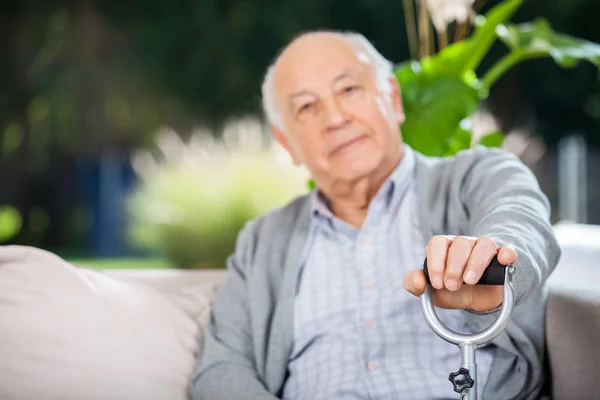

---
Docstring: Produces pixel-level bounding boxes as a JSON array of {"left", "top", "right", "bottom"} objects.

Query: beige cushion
[
  {"left": 104, "top": 268, "right": 227, "bottom": 328},
  {"left": 0, "top": 245, "right": 219, "bottom": 400}
]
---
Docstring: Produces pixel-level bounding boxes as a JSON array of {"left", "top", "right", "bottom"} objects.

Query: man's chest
[{"left": 293, "top": 189, "right": 430, "bottom": 341}]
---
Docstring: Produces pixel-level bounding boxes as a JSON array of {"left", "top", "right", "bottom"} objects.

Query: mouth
[{"left": 328, "top": 134, "right": 368, "bottom": 157}]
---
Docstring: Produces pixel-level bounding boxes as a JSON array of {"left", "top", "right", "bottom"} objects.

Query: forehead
[{"left": 273, "top": 35, "right": 372, "bottom": 97}]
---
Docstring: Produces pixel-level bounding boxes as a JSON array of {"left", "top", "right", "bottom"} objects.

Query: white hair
[{"left": 260, "top": 30, "right": 395, "bottom": 132}]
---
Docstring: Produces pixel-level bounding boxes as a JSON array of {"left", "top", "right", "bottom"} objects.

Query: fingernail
[
  {"left": 465, "top": 270, "right": 477, "bottom": 284},
  {"left": 432, "top": 277, "right": 443, "bottom": 289},
  {"left": 446, "top": 279, "right": 458, "bottom": 291}
]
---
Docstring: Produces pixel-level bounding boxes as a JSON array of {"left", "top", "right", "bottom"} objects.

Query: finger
[
  {"left": 404, "top": 270, "right": 427, "bottom": 297},
  {"left": 430, "top": 285, "right": 502, "bottom": 311},
  {"left": 463, "top": 237, "right": 499, "bottom": 284},
  {"left": 429, "top": 285, "right": 474, "bottom": 309},
  {"left": 426, "top": 235, "right": 453, "bottom": 289},
  {"left": 444, "top": 236, "right": 477, "bottom": 291},
  {"left": 498, "top": 244, "right": 518, "bottom": 265}
]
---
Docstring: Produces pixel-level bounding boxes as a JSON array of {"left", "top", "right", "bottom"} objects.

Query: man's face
[{"left": 272, "top": 34, "right": 405, "bottom": 185}]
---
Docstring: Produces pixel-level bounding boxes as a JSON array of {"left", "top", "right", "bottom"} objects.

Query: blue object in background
[{"left": 75, "top": 150, "right": 138, "bottom": 257}]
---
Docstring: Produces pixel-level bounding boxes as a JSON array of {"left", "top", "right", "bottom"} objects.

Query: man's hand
[{"left": 404, "top": 235, "right": 517, "bottom": 312}]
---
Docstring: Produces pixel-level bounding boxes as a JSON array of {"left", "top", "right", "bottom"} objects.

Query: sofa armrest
[
  {"left": 101, "top": 268, "right": 228, "bottom": 293},
  {"left": 546, "top": 222, "right": 600, "bottom": 400},
  {"left": 546, "top": 285, "right": 600, "bottom": 399}
]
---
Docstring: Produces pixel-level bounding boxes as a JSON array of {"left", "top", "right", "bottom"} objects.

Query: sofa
[{"left": 0, "top": 222, "right": 598, "bottom": 400}]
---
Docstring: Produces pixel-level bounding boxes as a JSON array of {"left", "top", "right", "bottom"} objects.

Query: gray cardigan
[{"left": 192, "top": 146, "right": 562, "bottom": 400}]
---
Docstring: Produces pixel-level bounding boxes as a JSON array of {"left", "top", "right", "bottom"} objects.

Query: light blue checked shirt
[{"left": 282, "top": 145, "right": 496, "bottom": 400}]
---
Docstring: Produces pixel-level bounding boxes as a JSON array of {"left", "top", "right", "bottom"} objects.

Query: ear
[
  {"left": 271, "top": 124, "right": 302, "bottom": 165},
  {"left": 388, "top": 77, "right": 405, "bottom": 124}
]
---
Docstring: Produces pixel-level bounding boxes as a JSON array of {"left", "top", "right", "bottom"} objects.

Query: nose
[{"left": 322, "top": 96, "right": 349, "bottom": 130}]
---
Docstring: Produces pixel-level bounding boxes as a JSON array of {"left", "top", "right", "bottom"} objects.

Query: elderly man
[{"left": 192, "top": 31, "right": 560, "bottom": 400}]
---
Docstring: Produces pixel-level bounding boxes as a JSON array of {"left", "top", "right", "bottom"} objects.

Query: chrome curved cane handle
[
  {"left": 420, "top": 262, "right": 516, "bottom": 400},
  {"left": 420, "top": 266, "right": 515, "bottom": 346}
]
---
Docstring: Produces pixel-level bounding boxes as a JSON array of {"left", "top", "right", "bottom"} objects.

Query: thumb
[{"left": 404, "top": 270, "right": 427, "bottom": 297}]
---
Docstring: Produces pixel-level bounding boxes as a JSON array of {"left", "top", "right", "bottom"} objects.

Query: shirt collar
[{"left": 310, "top": 143, "right": 415, "bottom": 223}]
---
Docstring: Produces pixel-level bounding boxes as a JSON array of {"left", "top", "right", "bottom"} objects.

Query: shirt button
[
  {"left": 365, "top": 282, "right": 378, "bottom": 290},
  {"left": 367, "top": 361, "right": 378, "bottom": 370},
  {"left": 361, "top": 236, "right": 372, "bottom": 245},
  {"left": 365, "top": 319, "right": 374, "bottom": 328}
]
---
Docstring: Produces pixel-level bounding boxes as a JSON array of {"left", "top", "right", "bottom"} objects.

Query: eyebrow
[
  {"left": 289, "top": 69, "right": 361, "bottom": 99},
  {"left": 289, "top": 90, "right": 315, "bottom": 99},
  {"left": 333, "top": 69, "right": 359, "bottom": 82}
]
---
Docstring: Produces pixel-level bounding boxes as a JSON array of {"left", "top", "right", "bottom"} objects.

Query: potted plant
[{"left": 396, "top": 0, "right": 600, "bottom": 157}]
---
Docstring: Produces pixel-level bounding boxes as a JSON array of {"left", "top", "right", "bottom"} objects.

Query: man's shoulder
[
  {"left": 454, "top": 144, "right": 523, "bottom": 166},
  {"left": 251, "top": 192, "right": 311, "bottom": 229},
  {"left": 415, "top": 144, "right": 521, "bottom": 169},
  {"left": 414, "top": 145, "right": 527, "bottom": 184}
]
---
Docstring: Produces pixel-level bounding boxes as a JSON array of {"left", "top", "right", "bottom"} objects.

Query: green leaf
[
  {"left": 445, "top": 126, "right": 473, "bottom": 157},
  {"left": 0, "top": 206, "right": 22, "bottom": 242},
  {"left": 463, "top": 0, "right": 523, "bottom": 71},
  {"left": 477, "top": 131, "right": 504, "bottom": 148},
  {"left": 420, "top": 0, "right": 523, "bottom": 77},
  {"left": 395, "top": 63, "right": 480, "bottom": 157},
  {"left": 419, "top": 40, "right": 472, "bottom": 77},
  {"left": 394, "top": 60, "right": 421, "bottom": 104},
  {"left": 497, "top": 18, "right": 600, "bottom": 68}
]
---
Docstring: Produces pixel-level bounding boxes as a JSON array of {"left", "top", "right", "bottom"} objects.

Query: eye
[
  {"left": 298, "top": 102, "right": 314, "bottom": 113},
  {"left": 342, "top": 85, "right": 360, "bottom": 95}
]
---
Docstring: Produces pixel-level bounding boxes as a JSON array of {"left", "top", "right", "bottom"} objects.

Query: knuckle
[
  {"left": 453, "top": 236, "right": 475, "bottom": 248},
  {"left": 446, "top": 268, "right": 462, "bottom": 278},
  {"left": 429, "top": 235, "right": 449, "bottom": 247},
  {"left": 478, "top": 236, "right": 498, "bottom": 250},
  {"left": 428, "top": 265, "right": 442, "bottom": 275}
]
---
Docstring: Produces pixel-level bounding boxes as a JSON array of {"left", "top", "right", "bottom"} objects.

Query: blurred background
[{"left": 1, "top": 0, "right": 598, "bottom": 269}]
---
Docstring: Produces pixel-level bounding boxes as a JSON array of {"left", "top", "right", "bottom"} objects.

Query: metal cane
[{"left": 420, "top": 256, "right": 515, "bottom": 400}]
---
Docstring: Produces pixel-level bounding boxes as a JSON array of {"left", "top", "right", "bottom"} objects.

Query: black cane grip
[{"left": 422, "top": 255, "right": 506, "bottom": 285}]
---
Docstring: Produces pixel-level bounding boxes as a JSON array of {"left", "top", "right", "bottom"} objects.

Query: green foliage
[
  {"left": 482, "top": 18, "right": 600, "bottom": 88},
  {"left": 461, "top": 0, "right": 523, "bottom": 73},
  {"left": 477, "top": 131, "right": 504, "bottom": 147},
  {"left": 395, "top": 61, "right": 480, "bottom": 156},
  {"left": 68, "top": 257, "right": 173, "bottom": 270},
  {"left": 125, "top": 122, "right": 309, "bottom": 268},
  {"left": 397, "top": 0, "right": 600, "bottom": 157},
  {"left": 0, "top": 206, "right": 22, "bottom": 242},
  {"left": 500, "top": 19, "right": 600, "bottom": 68}
]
